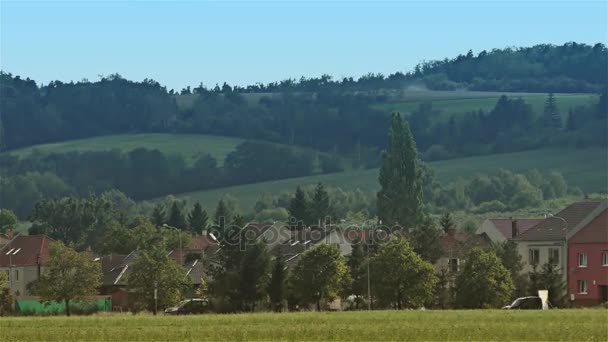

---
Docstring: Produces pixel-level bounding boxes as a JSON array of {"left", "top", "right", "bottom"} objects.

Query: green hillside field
[
  {"left": 376, "top": 92, "right": 597, "bottom": 121},
  {"left": 171, "top": 147, "right": 607, "bottom": 212},
  {"left": 4, "top": 133, "right": 245, "bottom": 164},
  {"left": 1, "top": 310, "right": 605, "bottom": 341}
]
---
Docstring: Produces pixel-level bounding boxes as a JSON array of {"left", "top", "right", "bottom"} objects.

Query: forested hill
[{"left": 1, "top": 42, "right": 606, "bottom": 155}]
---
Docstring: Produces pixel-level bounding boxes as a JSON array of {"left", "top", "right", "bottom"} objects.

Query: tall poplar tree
[{"left": 377, "top": 112, "right": 423, "bottom": 227}]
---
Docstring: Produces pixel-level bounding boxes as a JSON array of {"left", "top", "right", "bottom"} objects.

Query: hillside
[
  {"left": 170, "top": 147, "right": 607, "bottom": 212},
  {"left": 377, "top": 92, "right": 597, "bottom": 121},
  {"left": 3, "top": 133, "right": 245, "bottom": 165}
]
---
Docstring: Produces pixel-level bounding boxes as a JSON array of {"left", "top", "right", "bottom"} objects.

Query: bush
[
  {"left": 423, "top": 144, "right": 450, "bottom": 161},
  {"left": 474, "top": 200, "right": 508, "bottom": 213}
]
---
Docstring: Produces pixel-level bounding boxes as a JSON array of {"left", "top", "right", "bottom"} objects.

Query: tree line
[{"left": 0, "top": 141, "right": 335, "bottom": 217}]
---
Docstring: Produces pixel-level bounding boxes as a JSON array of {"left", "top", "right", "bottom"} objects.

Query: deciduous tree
[
  {"left": 454, "top": 248, "right": 513, "bottom": 308},
  {"left": 289, "top": 244, "right": 350, "bottom": 311},
  {"left": 370, "top": 237, "right": 436, "bottom": 309},
  {"left": 35, "top": 242, "right": 101, "bottom": 316}
]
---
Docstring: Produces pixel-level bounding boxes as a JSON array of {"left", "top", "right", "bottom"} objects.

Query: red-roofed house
[
  {"left": 0, "top": 235, "right": 52, "bottom": 296},
  {"left": 477, "top": 218, "right": 544, "bottom": 243},
  {"left": 513, "top": 200, "right": 607, "bottom": 283},
  {"left": 567, "top": 208, "right": 608, "bottom": 306}
]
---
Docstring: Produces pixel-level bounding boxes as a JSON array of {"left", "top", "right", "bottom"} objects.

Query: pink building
[{"left": 567, "top": 209, "right": 608, "bottom": 306}]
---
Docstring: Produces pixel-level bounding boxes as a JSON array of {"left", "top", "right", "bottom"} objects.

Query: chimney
[{"left": 511, "top": 219, "right": 519, "bottom": 238}]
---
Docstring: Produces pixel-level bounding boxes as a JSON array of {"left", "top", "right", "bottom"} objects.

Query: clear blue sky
[{"left": 1, "top": 1, "right": 606, "bottom": 90}]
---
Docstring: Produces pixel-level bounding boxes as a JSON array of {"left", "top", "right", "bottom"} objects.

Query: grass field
[
  {"left": 172, "top": 147, "right": 607, "bottom": 212},
  {"left": 376, "top": 93, "right": 597, "bottom": 121},
  {"left": 3, "top": 133, "right": 245, "bottom": 164},
  {"left": 0, "top": 310, "right": 606, "bottom": 341}
]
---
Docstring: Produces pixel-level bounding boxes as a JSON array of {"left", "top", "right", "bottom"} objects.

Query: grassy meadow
[
  {"left": 4, "top": 133, "right": 245, "bottom": 165},
  {"left": 172, "top": 147, "right": 607, "bottom": 212},
  {"left": 0, "top": 310, "right": 606, "bottom": 341}
]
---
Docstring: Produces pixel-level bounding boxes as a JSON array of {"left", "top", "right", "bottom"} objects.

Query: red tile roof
[
  {"left": 568, "top": 209, "right": 608, "bottom": 244},
  {"left": 187, "top": 234, "right": 218, "bottom": 250},
  {"left": 515, "top": 200, "right": 606, "bottom": 241},
  {"left": 0, "top": 235, "right": 52, "bottom": 266},
  {"left": 489, "top": 219, "right": 544, "bottom": 239}
]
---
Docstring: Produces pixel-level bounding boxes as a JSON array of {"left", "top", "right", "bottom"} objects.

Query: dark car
[
  {"left": 502, "top": 296, "right": 543, "bottom": 310},
  {"left": 164, "top": 299, "right": 210, "bottom": 315}
]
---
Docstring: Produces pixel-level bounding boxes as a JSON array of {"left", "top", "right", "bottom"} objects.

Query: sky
[{"left": 1, "top": 1, "right": 606, "bottom": 90}]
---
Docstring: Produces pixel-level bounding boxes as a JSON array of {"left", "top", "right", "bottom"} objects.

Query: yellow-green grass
[
  {"left": 376, "top": 93, "right": 597, "bottom": 121},
  {"left": 1, "top": 310, "right": 606, "bottom": 341},
  {"left": 172, "top": 147, "right": 607, "bottom": 212},
  {"left": 2, "top": 134, "right": 245, "bottom": 165}
]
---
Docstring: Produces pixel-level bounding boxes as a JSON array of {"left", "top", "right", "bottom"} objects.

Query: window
[
  {"left": 548, "top": 248, "right": 559, "bottom": 265},
  {"left": 578, "top": 280, "right": 588, "bottom": 294},
  {"left": 14, "top": 269, "right": 19, "bottom": 281},
  {"left": 529, "top": 249, "right": 540, "bottom": 265},
  {"left": 603, "top": 251, "right": 608, "bottom": 266},
  {"left": 578, "top": 252, "right": 588, "bottom": 267},
  {"left": 449, "top": 258, "right": 459, "bottom": 273}
]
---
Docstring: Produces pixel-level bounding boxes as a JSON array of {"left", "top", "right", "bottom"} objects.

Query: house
[
  {"left": 566, "top": 208, "right": 608, "bottom": 306},
  {"left": 0, "top": 234, "right": 52, "bottom": 296},
  {"left": 0, "top": 233, "right": 11, "bottom": 248},
  {"left": 435, "top": 230, "right": 492, "bottom": 275},
  {"left": 477, "top": 218, "right": 544, "bottom": 243},
  {"left": 513, "top": 200, "right": 608, "bottom": 283}
]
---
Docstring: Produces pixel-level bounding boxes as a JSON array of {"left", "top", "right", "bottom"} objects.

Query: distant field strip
[
  {"left": 0, "top": 310, "right": 605, "bottom": 341},
  {"left": 173, "top": 147, "right": 607, "bottom": 212},
  {"left": 3, "top": 134, "right": 245, "bottom": 165},
  {"left": 377, "top": 93, "right": 597, "bottom": 120}
]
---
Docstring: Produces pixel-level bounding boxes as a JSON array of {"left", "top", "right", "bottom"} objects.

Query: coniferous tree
[
  {"left": 239, "top": 241, "right": 271, "bottom": 312},
  {"left": 167, "top": 202, "right": 187, "bottom": 230},
  {"left": 288, "top": 186, "right": 310, "bottom": 228},
  {"left": 151, "top": 204, "right": 166, "bottom": 227},
  {"left": 543, "top": 93, "right": 562, "bottom": 128},
  {"left": 214, "top": 199, "right": 232, "bottom": 235},
  {"left": 346, "top": 237, "right": 367, "bottom": 309},
  {"left": 439, "top": 212, "right": 455, "bottom": 234},
  {"left": 377, "top": 112, "right": 423, "bottom": 227},
  {"left": 309, "top": 182, "right": 331, "bottom": 225},
  {"left": 268, "top": 256, "right": 286, "bottom": 312},
  {"left": 410, "top": 216, "right": 443, "bottom": 264},
  {"left": 188, "top": 201, "right": 208, "bottom": 234}
]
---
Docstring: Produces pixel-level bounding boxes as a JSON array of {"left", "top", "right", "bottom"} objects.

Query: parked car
[
  {"left": 502, "top": 296, "right": 543, "bottom": 310},
  {"left": 164, "top": 299, "right": 210, "bottom": 315}
]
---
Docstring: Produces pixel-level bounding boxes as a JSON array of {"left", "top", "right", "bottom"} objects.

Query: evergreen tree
[
  {"left": 543, "top": 93, "right": 562, "bottom": 128},
  {"left": 346, "top": 237, "right": 367, "bottom": 309},
  {"left": 188, "top": 201, "right": 208, "bottom": 234},
  {"left": 288, "top": 186, "right": 310, "bottom": 228},
  {"left": 151, "top": 204, "right": 166, "bottom": 227},
  {"left": 377, "top": 112, "right": 424, "bottom": 227},
  {"left": 309, "top": 182, "right": 331, "bottom": 225},
  {"left": 410, "top": 216, "right": 443, "bottom": 264},
  {"left": 167, "top": 202, "right": 187, "bottom": 230},
  {"left": 214, "top": 199, "right": 232, "bottom": 235},
  {"left": 495, "top": 240, "right": 527, "bottom": 297},
  {"left": 239, "top": 241, "right": 271, "bottom": 312},
  {"left": 439, "top": 212, "right": 455, "bottom": 234},
  {"left": 566, "top": 109, "right": 576, "bottom": 131},
  {"left": 268, "top": 256, "right": 286, "bottom": 312}
]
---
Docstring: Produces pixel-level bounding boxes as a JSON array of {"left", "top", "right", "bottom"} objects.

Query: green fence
[{"left": 15, "top": 297, "right": 111, "bottom": 315}]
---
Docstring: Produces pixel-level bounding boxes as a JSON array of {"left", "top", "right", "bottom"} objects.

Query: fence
[{"left": 14, "top": 296, "right": 112, "bottom": 315}]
